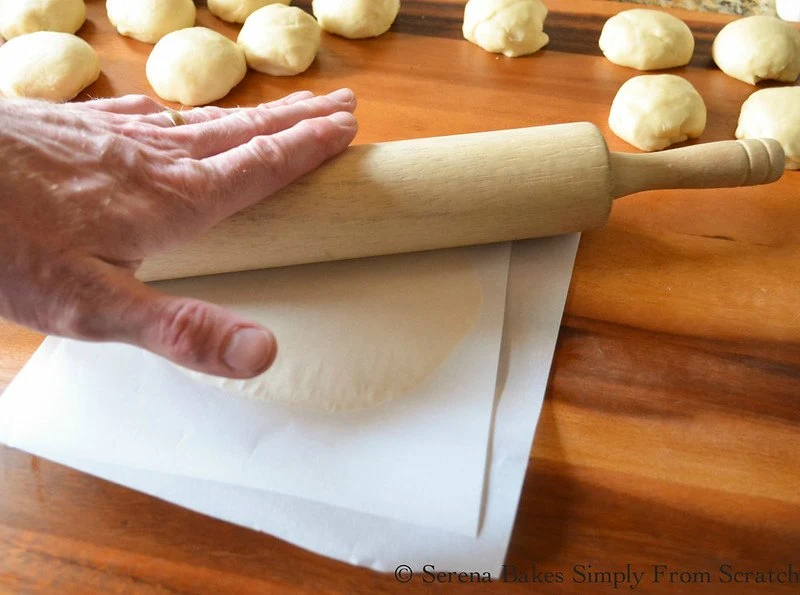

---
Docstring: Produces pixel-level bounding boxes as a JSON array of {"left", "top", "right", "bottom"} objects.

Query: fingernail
[
  {"left": 223, "top": 327, "right": 276, "bottom": 375},
  {"left": 328, "top": 88, "right": 355, "bottom": 103},
  {"left": 329, "top": 111, "right": 357, "bottom": 127}
]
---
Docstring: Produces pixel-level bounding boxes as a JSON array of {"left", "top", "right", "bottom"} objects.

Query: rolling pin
[{"left": 138, "top": 122, "right": 785, "bottom": 281}]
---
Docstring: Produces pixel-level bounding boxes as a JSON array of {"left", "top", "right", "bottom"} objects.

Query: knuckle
[
  {"left": 235, "top": 107, "right": 276, "bottom": 133},
  {"left": 129, "top": 94, "right": 162, "bottom": 111},
  {"left": 312, "top": 96, "right": 338, "bottom": 113},
  {"left": 95, "top": 132, "right": 127, "bottom": 163},
  {"left": 296, "top": 117, "right": 333, "bottom": 142},
  {"left": 187, "top": 105, "right": 227, "bottom": 123},
  {"left": 250, "top": 135, "right": 291, "bottom": 171},
  {"left": 202, "top": 106, "right": 227, "bottom": 119},
  {"left": 156, "top": 300, "right": 218, "bottom": 363},
  {"left": 296, "top": 118, "right": 340, "bottom": 154},
  {"left": 120, "top": 157, "right": 208, "bottom": 226},
  {"left": 116, "top": 119, "right": 152, "bottom": 140}
]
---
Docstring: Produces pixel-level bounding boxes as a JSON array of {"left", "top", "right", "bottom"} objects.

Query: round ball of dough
[
  {"left": 599, "top": 9, "right": 694, "bottom": 70},
  {"left": 208, "top": 0, "right": 289, "bottom": 24},
  {"left": 712, "top": 16, "right": 800, "bottom": 85},
  {"left": 609, "top": 74, "right": 706, "bottom": 152},
  {"left": 0, "top": 0, "right": 85, "bottom": 40},
  {"left": 311, "top": 0, "right": 399, "bottom": 39},
  {"left": 106, "top": 0, "right": 196, "bottom": 44},
  {"left": 146, "top": 27, "right": 247, "bottom": 106},
  {"left": 462, "top": 0, "right": 549, "bottom": 58},
  {"left": 0, "top": 31, "right": 99, "bottom": 101},
  {"left": 736, "top": 87, "right": 800, "bottom": 170},
  {"left": 238, "top": 5, "right": 321, "bottom": 76}
]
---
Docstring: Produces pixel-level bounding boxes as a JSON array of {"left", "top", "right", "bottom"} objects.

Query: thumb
[
  {"left": 135, "top": 293, "right": 278, "bottom": 378},
  {"left": 72, "top": 262, "right": 277, "bottom": 378}
]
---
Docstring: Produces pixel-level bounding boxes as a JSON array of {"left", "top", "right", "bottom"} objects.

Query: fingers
[
  {"left": 200, "top": 110, "right": 358, "bottom": 219},
  {"left": 78, "top": 90, "right": 317, "bottom": 127},
  {"left": 62, "top": 261, "right": 277, "bottom": 378},
  {"left": 78, "top": 94, "right": 167, "bottom": 115},
  {"left": 166, "top": 88, "right": 356, "bottom": 159},
  {"left": 151, "top": 90, "right": 316, "bottom": 126}
]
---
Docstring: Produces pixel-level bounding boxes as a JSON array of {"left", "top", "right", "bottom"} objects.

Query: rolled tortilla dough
[{"left": 159, "top": 249, "right": 484, "bottom": 412}]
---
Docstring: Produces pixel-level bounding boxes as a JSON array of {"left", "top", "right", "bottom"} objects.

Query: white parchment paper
[
  {"left": 0, "top": 234, "right": 580, "bottom": 575},
  {"left": 0, "top": 243, "right": 510, "bottom": 537}
]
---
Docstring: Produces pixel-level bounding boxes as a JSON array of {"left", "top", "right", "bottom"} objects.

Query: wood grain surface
[{"left": 1, "top": 0, "right": 799, "bottom": 593}]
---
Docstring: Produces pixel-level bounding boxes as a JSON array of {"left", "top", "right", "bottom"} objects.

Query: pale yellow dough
[
  {"left": 0, "top": 0, "right": 85, "bottom": 40},
  {"left": 238, "top": 4, "right": 321, "bottom": 76},
  {"left": 106, "top": 0, "right": 196, "bottom": 44},
  {"left": 599, "top": 9, "right": 694, "bottom": 70},
  {"left": 609, "top": 74, "right": 706, "bottom": 152},
  {"left": 146, "top": 27, "right": 246, "bottom": 106},
  {"left": 163, "top": 250, "right": 484, "bottom": 412},
  {"left": 312, "top": 0, "right": 399, "bottom": 39},
  {"left": 209, "top": 0, "right": 290, "bottom": 24},
  {"left": 0, "top": 31, "right": 99, "bottom": 101},
  {"left": 712, "top": 16, "right": 800, "bottom": 85},
  {"left": 462, "top": 0, "right": 549, "bottom": 58},
  {"left": 736, "top": 87, "right": 800, "bottom": 170}
]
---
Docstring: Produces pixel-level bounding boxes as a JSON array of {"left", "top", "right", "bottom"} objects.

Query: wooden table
[{"left": 2, "top": 1, "right": 799, "bottom": 592}]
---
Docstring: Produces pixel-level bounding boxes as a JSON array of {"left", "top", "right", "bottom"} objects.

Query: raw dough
[
  {"left": 736, "top": 87, "right": 800, "bottom": 170},
  {"left": 311, "top": 0, "right": 399, "bottom": 39},
  {"left": 0, "top": 0, "right": 85, "bottom": 40},
  {"left": 106, "top": 0, "right": 196, "bottom": 44},
  {"left": 0, "top": 31, "right": 99, "bottom": 101},
  {"left": 608, "top": 74, "right": 706, "bottom": 151},
  {"left": 238, "top": 4, "right": 321, "bottom": 76},
  {"left": 162, "top": 250, "right": 484, "bottom": 412},
  {"left": 599, "top": 9, "right": 694, "bottom": 70},
  {"left": 146, "top": 27, "right": 247, "bottom": 106},
  {"left": 209, "top": 0, "right": 289, "bottom": 24},
  {"left": 462, "top": 0, "right": 549, "bottom": 58},
  {"left": 712, "top": 15, "right": 800, "bottom": 85}
]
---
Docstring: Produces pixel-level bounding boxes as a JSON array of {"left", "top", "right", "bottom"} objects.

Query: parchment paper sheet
[
  {"left": 0, "top": 234, "right": 580, "bottom": 575},
  {"left": 0, "top": 244, "right": 510, "bottom": 538}
]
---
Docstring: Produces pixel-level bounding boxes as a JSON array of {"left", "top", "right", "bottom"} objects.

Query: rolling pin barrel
[{"left": 138, "top": 124, "right": 784, "bottom": 282}]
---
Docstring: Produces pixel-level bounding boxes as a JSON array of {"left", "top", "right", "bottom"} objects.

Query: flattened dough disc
[{"left": 157, "top": 249, "right": 484, "bottom": 412}]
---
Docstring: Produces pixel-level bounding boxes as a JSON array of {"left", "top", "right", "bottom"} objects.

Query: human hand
[{"left": 0, "top": 89, "right": 358, "bottom": 378}]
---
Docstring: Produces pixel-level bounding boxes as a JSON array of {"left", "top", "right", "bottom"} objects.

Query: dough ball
[
  {"left": 736, "top": 87, "right": 800, "bottom": 170},
  {"left": 609, "top": 74, "right": 706, "bottom": 151},
  {"left": 164, "top": 250, "right": 484, "bottom": 412},
  {"left": 0, "top": 0, "right": 85, "bottom": 40},
  {"left": 208, "top": 0, "right": 289, "bottom": 24},
  {"left": 146, "top": 27, "right": 246, "bottom": 106},
  {"left": 311, "top": 0, "right": 399, "bottom": 39},
  {"left": 0, "top": 31, "right": 99, "bottom": 101},
  {"left": 599, "top": 9, "right": 694, "bottom": 70},
  {"left": 462, "top": 0, "right": 549, "bottom": 58},
  {"left": 712, "top": 16, "right": 800, "bottom": 85},
  {"left": 106, "top": 0, "right": 196, "bottom": 44},
  {"left": 238, "top": 5, "right": 320, "bottom": 76}
]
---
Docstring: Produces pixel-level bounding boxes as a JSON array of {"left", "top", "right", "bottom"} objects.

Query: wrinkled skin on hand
[{"left": 0, "top": 90, "right": 358, "bottom": 377}]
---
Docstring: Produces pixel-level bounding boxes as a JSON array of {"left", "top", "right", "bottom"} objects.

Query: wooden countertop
[{"left": 1, "top": 1, "right": 799, "bottom": 592}]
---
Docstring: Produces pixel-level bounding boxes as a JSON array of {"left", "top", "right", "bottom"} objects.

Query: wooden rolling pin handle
[{"left": 610, "top": 138, "right": 786, "bottom": 200}]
